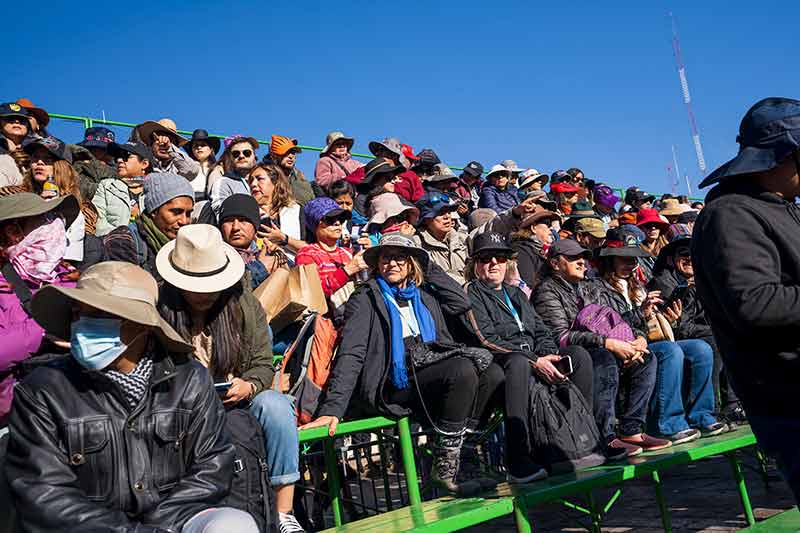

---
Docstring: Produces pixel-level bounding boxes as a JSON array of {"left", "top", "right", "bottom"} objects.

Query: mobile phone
[
  {"left": 661, "top": 284, "right": 690, "bottom": 311},
  {"left": 214, "top": 382, "right": 233, "bottom": 394},
  {"left": 553, "top": 356, "right": 573, "bottom": 376}
]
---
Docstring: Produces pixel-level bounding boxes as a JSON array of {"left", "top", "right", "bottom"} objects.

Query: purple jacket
[{"left": 0, "top": 268, "right": 75, "bottom": 423}]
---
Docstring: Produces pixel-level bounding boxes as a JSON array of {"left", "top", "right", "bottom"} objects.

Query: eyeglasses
[
  {"left": 641, "top": 223, "right": 662, "bottom": 230},
  {"left": 382, "top": 213, "right": 409, "bottom": 227},
  {"left": 378, "top": 254, "right": 409, "bottom": 265},
  {"left": 475, "top": 254, "right": 510, "bottom": 264},
  {"left": 2, "top": 116, "right": 27, "bottom": 124},
  {"left": 427, "top": 193, "right": 450, "bottom": 204},
  {"left": 232, "top": 149, "right": 253, "bottom": 159}
]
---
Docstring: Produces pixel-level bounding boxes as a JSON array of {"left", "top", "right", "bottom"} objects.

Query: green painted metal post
[
  {"left": 587, "top": 491, "right": 602, "bottom": 533},
  {"left": 513, "top": 496, "right": 533, "bottom": 533},
  {"left": 728, "top": 452, "right": 756, "bottom": 526},
  {"left": 652, "top": 470, "right": 673, "bottom": 532},
  {"left": 756, "top": 447, "right": 771, "bottom": 489},
  {"left": 322, "top": 438, "right": 344, "bottom": 527},
  {"left": 397, "top": 417, "right": 422, "bottom": 506}
]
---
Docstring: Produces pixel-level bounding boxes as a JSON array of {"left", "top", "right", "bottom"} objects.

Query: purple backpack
[{"left": 560, "top": 303, "right": 635, "bottom": 348}]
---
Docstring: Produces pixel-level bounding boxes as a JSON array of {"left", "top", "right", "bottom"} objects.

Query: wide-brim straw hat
[
  {"left": 659, "top": 198, "right": 690, "bottom": 217},
  {"left": 156, "top": 224, "right": 245, "bottom": 294},
  {"left": 364, "top": 232, "right": 429, "bottom": 270},
  {"left": 31, "top": 261, "right": 192, "bottom": 353},
  {"left": 136, "top": 118, "right": 189, "bottom": 146}
]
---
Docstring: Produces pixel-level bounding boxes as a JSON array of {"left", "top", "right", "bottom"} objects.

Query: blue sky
[{"left": 4, "top": 1, "right": 798, "bottom": 197}]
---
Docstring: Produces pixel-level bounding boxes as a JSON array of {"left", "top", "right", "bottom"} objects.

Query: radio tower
[{"left": 670, "top": 12, "right": 707, "bottom": 184}]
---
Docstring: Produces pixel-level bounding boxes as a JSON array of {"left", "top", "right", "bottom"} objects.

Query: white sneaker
[{"left": 278, "top": 512, "right": 305, "bottom": 533}]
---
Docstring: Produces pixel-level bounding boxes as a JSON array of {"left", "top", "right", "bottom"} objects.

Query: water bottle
[
  {"left": 42, "top": 176, "right": 59, "bottom": 199},
  {"left": 352, "top": 229, "right": 370, "bottom": 283}
]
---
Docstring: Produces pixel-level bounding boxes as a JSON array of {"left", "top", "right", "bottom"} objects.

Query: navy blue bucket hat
[{"left": 700, "top": 97, "right": 800, "bottom": 188}]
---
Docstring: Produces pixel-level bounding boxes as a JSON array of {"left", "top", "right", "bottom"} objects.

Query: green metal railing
[{"left": 49, "top": 112, "right": 702, "bottom": 201}]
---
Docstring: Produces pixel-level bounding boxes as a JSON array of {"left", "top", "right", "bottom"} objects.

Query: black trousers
[
  {"left": 471, "top": 346, "right": 594, "bottom": 459},
  {"left": 386, "top": 356, "right": 481, "bottom": 434}
]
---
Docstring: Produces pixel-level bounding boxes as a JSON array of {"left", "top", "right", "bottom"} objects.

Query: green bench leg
[
  {"left": 652, "top": 470, "right": 673, "bottom": 532},
  {"left": 323, "top": 438, "right": 344, "bottom": 527},
  {"left": 728, "top": 452, "right": 756, "bottom": 526},
  {"left": 513, "top": 497, "right": 533, "bottom": 533},
  {"left": 397, "top": 417, "right": 422, "bottom": 506},
  {"left": 587, "top": 491, "right": 602, "bottom": 533}
]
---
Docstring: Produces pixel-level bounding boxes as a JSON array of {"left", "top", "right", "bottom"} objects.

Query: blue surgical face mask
[{"left": 71, "top": 317, "right": 135, "bottom": 370}]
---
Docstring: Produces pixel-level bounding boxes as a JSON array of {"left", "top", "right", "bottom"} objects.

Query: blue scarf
[
  {"left": 376, "top": 276, "right": 437, "bottom": 389},
  {"left": 351, "top": 208, "right": 369, "bottom": 226}
]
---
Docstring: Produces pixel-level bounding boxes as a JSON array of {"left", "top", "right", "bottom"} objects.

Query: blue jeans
[
  {"left": 249, "top": 390, "right": 300, "bottom": 486},
  {"left": 648, "top": 339, "right": 717, "bottom": 435},
  {"left": 590, "top": 348, "right": 657, "bottom": 440},
  {"left": 748, "top": 414, "right": 800, "bottom": 507}
]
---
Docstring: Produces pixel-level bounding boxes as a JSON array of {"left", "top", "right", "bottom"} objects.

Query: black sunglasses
[
  {"left": 322, "top": 214, "right": 349, "bottom": 226},
  {"left": 232, "top": 149, "right": 253, "bottom": 158},
  {"left": 475, "top": 254, "right": 510, "bottom": 264}
]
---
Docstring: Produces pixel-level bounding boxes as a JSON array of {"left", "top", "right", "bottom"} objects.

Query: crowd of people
[{"left": 0, "top": 95, "right": 798, "bottom": 532}]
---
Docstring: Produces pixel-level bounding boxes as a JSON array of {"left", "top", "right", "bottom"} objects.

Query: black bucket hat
[
  {"left": 599, "top": 227, "right": 649, "bottom": 258},
  {"left": 23, "top": 135, "right": 72, "bottom": 164},
  {"left": 361, "top": 158, "right": 404, "bottom": 188},
  {"left": 700, "top": 97, "right": 800, "bottom": 188},
  {"left": 186, "top": 129, "right": 221, "bottom": 159}
]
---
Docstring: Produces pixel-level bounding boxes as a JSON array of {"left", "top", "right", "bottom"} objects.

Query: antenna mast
[{"left": 670, "top": 12, "right": 706, "bottom": 186}]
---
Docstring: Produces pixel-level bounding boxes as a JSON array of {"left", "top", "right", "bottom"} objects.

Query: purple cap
[{"left": 594, "top": 185, "right": 620, "bottom": 209}]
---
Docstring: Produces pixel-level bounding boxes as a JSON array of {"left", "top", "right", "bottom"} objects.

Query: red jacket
[{"left": 345, "top": 168, "right": 424, "bottom": 203}]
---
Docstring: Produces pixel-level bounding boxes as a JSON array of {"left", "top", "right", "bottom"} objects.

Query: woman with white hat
[
  {"left": 314, "top": 131, "right": 364, "bottom": 190},
  {"left": 156, "top": 224, "right": 306, "bottom": 533},
  {"left": 5, "top": 260, "right": 258, "bottom": 532}
]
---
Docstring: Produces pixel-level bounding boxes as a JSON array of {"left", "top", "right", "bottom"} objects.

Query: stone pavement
[{"left": 463, "top": 452, "right": 795, "bottom": 532}]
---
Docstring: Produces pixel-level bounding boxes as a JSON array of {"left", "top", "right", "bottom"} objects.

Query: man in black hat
[
  {"left": 218, "top": 194, "right": 284, "bottom": 289},
  {"left": 692, "top": 97, "right": 800, "bottom": 504},
  {"left": 0, "top": 103, "right": 31, "bottom": 152}
]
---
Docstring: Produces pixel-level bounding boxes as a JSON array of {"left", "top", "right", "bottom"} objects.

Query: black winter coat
[
  {"left": 532, "top": 274, "right": 605, "bottom": 350},
  {"left": 463, "top": 279, "right": 559, "bottom": 359},
  {"left": 692, "top": 181, "right": 800, "bottom": 417},
  {"left": 317, "top": 263, "right": 471, "bottom": 420},
  {"left": 579, "top": 278, "right": 647, "bottom": 339},
  {"left": 5, "top": 347, "right": 233, "bottom": 533},
  {"left": 511, "top": 238, "right": 546, "bottom": 289},
  {"left": 648, "top": 268, "right": 712, "bottom": 341}
]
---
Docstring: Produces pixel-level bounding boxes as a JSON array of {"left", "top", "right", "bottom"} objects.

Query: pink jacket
[
  {"left": 0, "top": 267, "right": 75, "bottom": 423},
  {"left": 314, "top": 154, "right": 364, "bottom": 189}
]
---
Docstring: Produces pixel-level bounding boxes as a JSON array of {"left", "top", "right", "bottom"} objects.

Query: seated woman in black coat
[
  {"left": 462, "top": 231, "right": 602, "bottom": 483},
  {"left": 301, "top": 233, "right": 495, "bottom": 496}
]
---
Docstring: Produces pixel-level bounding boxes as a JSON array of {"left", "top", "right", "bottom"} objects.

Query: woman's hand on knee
[{"left": 299, "top": 415, "right": 339, "bottom": 437}]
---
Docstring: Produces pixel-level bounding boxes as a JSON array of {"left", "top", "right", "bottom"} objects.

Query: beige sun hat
[
  {"left": 156, "top": 224, "right": 245, "bottom": 293},
  {"left": 367, "top": 193, "right": 420, "bottom": 227},
  {"left": 135, "top": 118, "right": 189, "bottom": 146},
  {"left": 31, "top": 261, "right": 192, "bottom": 352},
  {"left": 321, "top": 131, "right": 354, "bottom": 156},
  {"left": 659, "top": 198, "right": 691, "bottom": 217}
]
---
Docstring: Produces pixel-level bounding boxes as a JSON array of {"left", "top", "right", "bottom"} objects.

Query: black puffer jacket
[
  {"left": 317, "top": 262, "right": 470, "bottom": 420},
  {"left": 463, "top": 279, "right": 558, "bottom": 359},
  {"left": 648, "top": 268, "right": 712, "bottom": 341},
  {"left": 5, "top": 346, "right": 233, "bottom": 533},
  {"left": 579, "top": 278, "right": 647, "bottom": 338},
  {"left": 532, "top": 274, "right": 605, "bottom": 350}
]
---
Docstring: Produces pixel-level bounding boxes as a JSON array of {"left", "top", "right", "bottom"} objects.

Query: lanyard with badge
[{"left": 501, "top": 289, "right": 525, "bottom": 333}]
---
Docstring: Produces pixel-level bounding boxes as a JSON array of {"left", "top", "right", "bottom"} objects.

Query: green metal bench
[
  {"left": 298, "top": 416, "right": 422, "bottom": 528},
  {"left": 741, "top": 507, "right": 800, "bottom": 532}
]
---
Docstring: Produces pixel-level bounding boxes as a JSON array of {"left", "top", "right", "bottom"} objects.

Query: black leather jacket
[
  {"left": 5, "top": 345, "right": 234, "bottom": 533},
  {"left": 648, "top": 268, "right": 712, "bottom": 341}
]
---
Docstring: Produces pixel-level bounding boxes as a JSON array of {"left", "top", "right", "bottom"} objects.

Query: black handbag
[{"left": 405, "top": 338, "right": 493, "bottom": 373}]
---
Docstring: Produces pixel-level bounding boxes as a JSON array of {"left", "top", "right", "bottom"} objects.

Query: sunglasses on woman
[
  {"left": 321, "top": 214, "right": 349, "bottom": 226},
  {"left": 232, "top": 149, "right": 253, "bottom": 159}
]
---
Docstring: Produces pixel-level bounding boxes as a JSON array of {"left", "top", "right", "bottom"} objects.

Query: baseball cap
[{"left": 548, "top": 239, "right": 591, "bottom": 259}]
